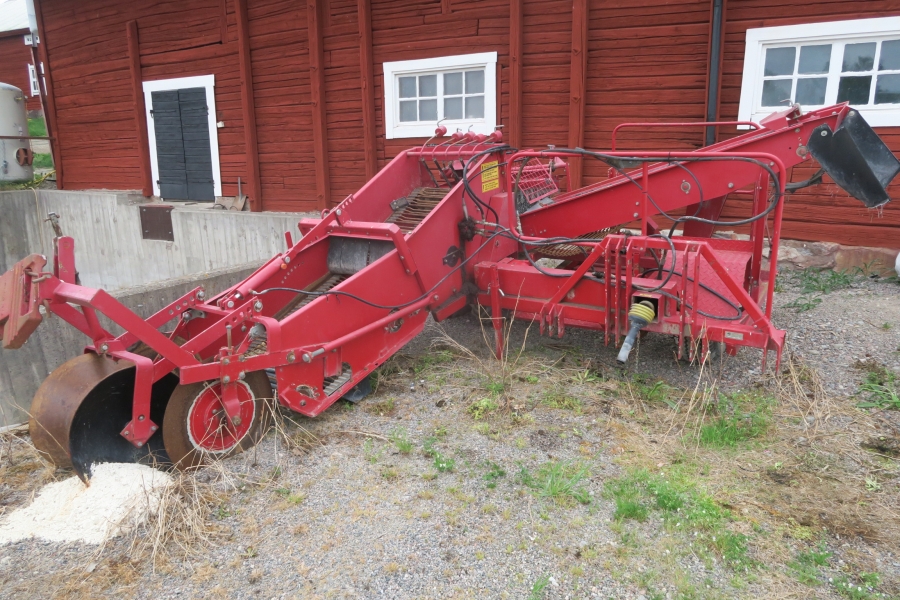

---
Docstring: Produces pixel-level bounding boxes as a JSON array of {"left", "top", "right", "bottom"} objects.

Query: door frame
[{"left": 142, "top": 75, "right": 222, "bottom": 198}]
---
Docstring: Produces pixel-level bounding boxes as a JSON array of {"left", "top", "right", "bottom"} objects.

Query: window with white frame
[
  {"left": 738, "top": 17, "right": 900, "bottom": 127},
  {"left": 28, "top": 63, "right": 40, "bottom": 97},
  {"left": 383, "top": 52, "right": 497, "bottom": 139}
]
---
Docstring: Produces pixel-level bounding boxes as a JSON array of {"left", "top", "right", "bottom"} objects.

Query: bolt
[
  {"left": 197, "top": 290, "right": 206, "bottom": 300},
  {"left": 821, "top": 130, "right": 828, "bottom": 136},
  {"left": 227, "top": 300, "right": 235, "bottom": 308},
  {"left": 433, "top": 295, "right": 439, "bottom": 301},
  {"left": 300, "top": 400, "right": 307, "bottom": 407},
  {"left": 223, "top": 358, "right": 230, "bottom": 365},
  {"left": 123, "top": 430, "right": 129, "bottom": 436},
  {"left": 336, "top": 209, "right": 342, "bottom": 216},
  {"left": 169, "top": 309, "right": 174, "bottom": 315},
  {"left": 138, "top": 415, "right": 145, "bottom": 421},
  {"left": 302, "top": 353, "right": 311, "bottom": 363},
  {"left": 795, "top": 128, "right": 801, "bottom": 133},
  {"left": 223, "top": 375, "right": 231, "bottom": 383},
  {"left": 283, "top": 256, "right": 291, "bottom": 264},
  {"left": 136, "top": 442, "right": 143, "bottom": 447},
  {"left": 238, "top": 371, "right": 245, "bottom": 380},
  {"left": 399, "top": 255, "right": 405, "bottom": 260},
  {"left": 633, "top": 212, "right": 639, "bottom": 218},
  {"left": 287, "top": 352, "right": 295, "bottom": 363},
  {"left": 99, "top": 343, "right": 109, "bottom": 353},
  {"left": 253, "top": 301, "right": 263, "bottom": 312},
  {"left": 151, "top": 425, "right": 157, "bottom": 431},
  {"left": 728, "top": 182, "right": 734, "bottom": 189},
  {"left": 231, "top": 416, "right": 242, "bottom": 426}
]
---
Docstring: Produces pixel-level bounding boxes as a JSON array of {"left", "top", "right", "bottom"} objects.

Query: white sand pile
[{"left": 0, "top": 462, "right": 173, "bottom": 545}]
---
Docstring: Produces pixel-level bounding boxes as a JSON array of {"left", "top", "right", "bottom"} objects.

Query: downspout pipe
[{"left": 705, "top": 0, "right": 725, "bottom": 147}]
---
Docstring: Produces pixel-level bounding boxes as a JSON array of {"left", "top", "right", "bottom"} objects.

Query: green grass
[
  {"left": 857, "top": 368, "right": 900, "bottom": 410},
  {"left": 483, "top": 461, "right": 506, "bottom": 488},
  {"left": 422, "top": 437, "right": 454, "bottom": 472},
  {"left": 541, "top": 388, "right": 583, "bottom": 412},
  {"left": 833, "top": 573, "right": 883, "bottom": 600},
  {"left": 786, "top": 268, "right": 858, "bottom": 312},
  {"left": 787, "top": 543, "right": 832, "bottom": 585},
  {"left": 697, "top": 393, "right": 772, "bottom": 448},
  {"left": 389, "top": 426, "right": 413, "bottom": 454},
  {"left": 517, "top": 461, "right": 591, "bottom": 506},
  {"left": 604, "top": 467, "right": 751, "bottom": 568},
  {"left": 528, "top": 574, "right": 551, "bottom": 600},
  {"left": 32, "top": 153, "right": 53, "bottom": 169},
  {"left": 28, "top": 118, "right": 46, "bottom": 137}
]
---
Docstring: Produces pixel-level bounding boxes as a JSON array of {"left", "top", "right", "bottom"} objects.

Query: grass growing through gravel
[
  {"left": 787, "top": 542, "right": 832, "bottom": 585},
  {"left": 517, "top": 461, "right": 591, "bottom": 506},
  {"left": 856, "top": 362, "right": 900, "bottom": 410},
  {"left": 696, "top": 392, "right": 772, "bottom": 448},
  {"left": 784, "top": 267, "right": 862, "bottom": 312},
  {"left": 604, "top": 467, "right": 751, "bottom": 569}
]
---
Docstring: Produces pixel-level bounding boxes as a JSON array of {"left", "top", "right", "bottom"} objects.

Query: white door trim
[{"left": 142, "top": 74, "right": 222, "bottom": 197}]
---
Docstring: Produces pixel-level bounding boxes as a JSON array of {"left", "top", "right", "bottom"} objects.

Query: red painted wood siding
[
  {"left": 0, "top": 32, "right": 41, "bottom": 113},
  {"left": 35, "top": 0, "right": 900, "bottom": 247},
  {"left": 39, "top": 0, "right": 246, "bottom": 195},
  {"left": 718, "top": 0, "right": 900, "bottom": 248}
]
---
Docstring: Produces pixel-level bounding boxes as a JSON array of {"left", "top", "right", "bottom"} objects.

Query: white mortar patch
[{"left": 0, "top": 463, "right": 173, "bottom": 545}]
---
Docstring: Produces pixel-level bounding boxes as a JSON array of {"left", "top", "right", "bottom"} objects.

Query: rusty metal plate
[{"left": 139, "top": 205, "right": 175, "bottom": 241}]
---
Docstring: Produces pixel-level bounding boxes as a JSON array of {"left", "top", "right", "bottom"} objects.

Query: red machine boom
[{"left": 1, "top": 103, "right": 896, "bottom": 478}]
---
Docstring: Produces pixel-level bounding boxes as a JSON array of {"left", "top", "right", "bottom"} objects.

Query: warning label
[{"left": 481, "top": 160, "right": 499, "bottom": 192}]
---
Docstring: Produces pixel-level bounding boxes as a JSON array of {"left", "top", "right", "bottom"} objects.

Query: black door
[{"left": 151, "top": 87, "right": 215, "bottom": 201}]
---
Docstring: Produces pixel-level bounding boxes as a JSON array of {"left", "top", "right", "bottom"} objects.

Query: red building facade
[
  {"left": 0, "top": 27, "right": 41, "bottom": 113},
  {"left": 32, "top": 0, "right": 900, "bottom": 248}
]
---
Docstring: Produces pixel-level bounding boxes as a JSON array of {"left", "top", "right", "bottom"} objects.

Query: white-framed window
[
  {"left": 28, "top": 63, "right": 40, "bottom": 96},
  {"left": 383, "top": 52, "right": 497, "bottom": 139},
  {"left": 738, "top": 17, "right": 900, "bottom": 127}
]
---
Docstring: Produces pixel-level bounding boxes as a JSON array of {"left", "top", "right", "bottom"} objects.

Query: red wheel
[{"left": 163, "top": 371, "right": 271, "bottom": 469}]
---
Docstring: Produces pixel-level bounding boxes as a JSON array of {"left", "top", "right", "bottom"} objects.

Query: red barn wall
[
  {"left": 0, "top": 30, "right": 41, "bottom": 113},
  {"left": 718, "top": 0, "right": 900, "bottom": 248},
  {"left": 34, "top": 0, "right": 900, "bottom": 248}
]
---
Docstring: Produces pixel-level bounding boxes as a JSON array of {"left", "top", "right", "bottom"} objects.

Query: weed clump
[
  {"left": 518, "top": 461, "right": 591, "bottom": 506},
  {"left": 696, "top": 393, "right": 772, "bottom": 448}
]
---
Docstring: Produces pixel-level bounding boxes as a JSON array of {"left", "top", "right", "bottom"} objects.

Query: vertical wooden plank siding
[
  {"left": 357, "top": 0, "right": 378, "bottom": 180},
  {"left": 307, "top": 0, "right": 331, "bottom": 210},
  {"left": 31, "top": 0, "right": 63, "bottom": 189},
  {"left": 508, "top": 0, "right": 523, "bottom": 148},
  {"left": 566, "top": 0, "right": 588, "bottom": 188},
  {"left": 235, "top": 0, "right": 262, "bottom": 211},
  {"left": 126, "top": 21, "right": 152, "bottom": 197}
]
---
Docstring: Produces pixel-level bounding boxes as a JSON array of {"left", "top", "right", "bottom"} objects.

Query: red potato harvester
[{"left": 1, "top": 103, "right": 897, "bottom": 479}]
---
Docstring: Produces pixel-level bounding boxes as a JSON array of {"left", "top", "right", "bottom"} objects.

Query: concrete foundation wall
[
  {"left": 0, "top": 189, "right": 311, "bottom": 428},
  {"left": 0, "top": 190, "right": 304, "bottom": 291},
  {"left": 0, "top": 262, "right": 261, "bottom": 428}
]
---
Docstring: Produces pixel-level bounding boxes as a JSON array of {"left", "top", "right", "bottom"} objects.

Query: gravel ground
[{"left": 0, "top": 268, "right": 897, "bottom": 600}]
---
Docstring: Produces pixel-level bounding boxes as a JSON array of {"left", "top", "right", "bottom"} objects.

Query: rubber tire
[{"left": 163, "top": 370, "right": 271, "bottom": 470}]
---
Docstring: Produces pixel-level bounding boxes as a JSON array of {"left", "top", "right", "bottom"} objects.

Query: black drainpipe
[{"left": 705, "top": 0, "right": 725, "bottom": 147}]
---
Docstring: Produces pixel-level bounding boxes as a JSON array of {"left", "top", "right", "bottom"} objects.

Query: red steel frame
[{"left": 0, "top": 104, "right": 857, "bottom": 453}]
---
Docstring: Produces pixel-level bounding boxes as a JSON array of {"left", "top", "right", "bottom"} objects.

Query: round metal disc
[{"left": 29, "top": 353, "right": 178, "bottom": 479}]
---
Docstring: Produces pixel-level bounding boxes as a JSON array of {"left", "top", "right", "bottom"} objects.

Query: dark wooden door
[{"left": 151, "top": 87, "right": 215, "bottom": 201}]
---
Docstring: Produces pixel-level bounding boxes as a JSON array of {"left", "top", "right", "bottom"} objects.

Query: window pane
[
  {"left": 444, "top": 72, "right": 463, "bottom": 96},
  {"left": 465, "top": 95, "right": 484, "bottom": 118},
  {"left": 465, "top": 70, "right": 485, "bottom": 94},
  {"left": 399, "top": 76, "right": 416, "bottom": 99},
  {"left": 879, "top": 40, "right": 900, "bottom": 71},
  {"left": 418, "top": 75, "right": 437, "bottom": 97},
  {"left": 399, "top": 100, "right": 417, "bottom": 122},
  {"left": 761, "top": 79, "right": 792, "bottom": 107},
  {"left": 837, "top": 75, "right": 872, "bottom": 104},
  {"left": 444, "top": 97, "right": 462, "bottom": 119},
  {"left": 798, "top": 45, "right": 831, "bottom": 74},
  {"left": 875, "top": 73, "right": 900, "bottom": 104},
  {"left": 842, "top": 42, "right": 876, "bottom": 72},
  {"left": 764, "top": 47, "right": 795, "bottom": 76},
  {"left": 419, "top": 98, "right": 437, "bottom": 121},
  {"left": 796, "top": 77, "right": 827, "bottom": 105}
]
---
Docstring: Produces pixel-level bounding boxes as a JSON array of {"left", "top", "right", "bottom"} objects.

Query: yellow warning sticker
[{"left": 481, "top": 160, "right": 500, "bottom": 192}]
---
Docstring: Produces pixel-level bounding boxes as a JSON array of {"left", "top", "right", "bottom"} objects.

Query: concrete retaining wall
[
  {"left": 0, "top": 190, "right": 304, "bottom": 291},
  {"left": 0, "top": 189, "right": 312, "bottom": 428},
  {"left": 0, "top": 262, "right": 261, "bottom": 428}
]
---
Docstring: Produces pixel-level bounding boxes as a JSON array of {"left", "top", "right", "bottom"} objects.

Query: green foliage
[
  {"left": 518, "top": 461, "right": 591, "bottom": 505},
  {"left": 857, "top": 368, "right": 900, "bottom": 410},
  {"left": 528, "top": 574, "right": 551, "bottom": 600},
  {"left": 28, "top": 118, "right": 47, "bottom": 137},
  {"left": 786, "top": 268, "right": 857, "bottom": 312},
  {"left": 788, "top": 543, "right": 832, "bottom": 585},
  {"left": 483, "top": 461, "right": 506, "bottom": 488},
  {"left": 604, "top": 467, "right": 751, "bottom": 568},
  {"left": 784, "top": 295, "right": 822, "bottom": 312},
  {"left": 833, "top": 573, "right": 883, "bottom": 600},
  {"left": 32, "top": 153, "right": 53, "bottom": 169},
  {"left": 389, "top": 427, "right": 413, "bottom": 454},
  {"left": 468, "top": 397, "right": 499, "bottom": 420},
  {"left": 697, "top": 393, "right": 771, "bottom": 448},
  {"left": 541, "top": 388, "right": 583, "bottom": 412},
  {"left": 422, "top": 437, "right": 454, "bottom": 472}
]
